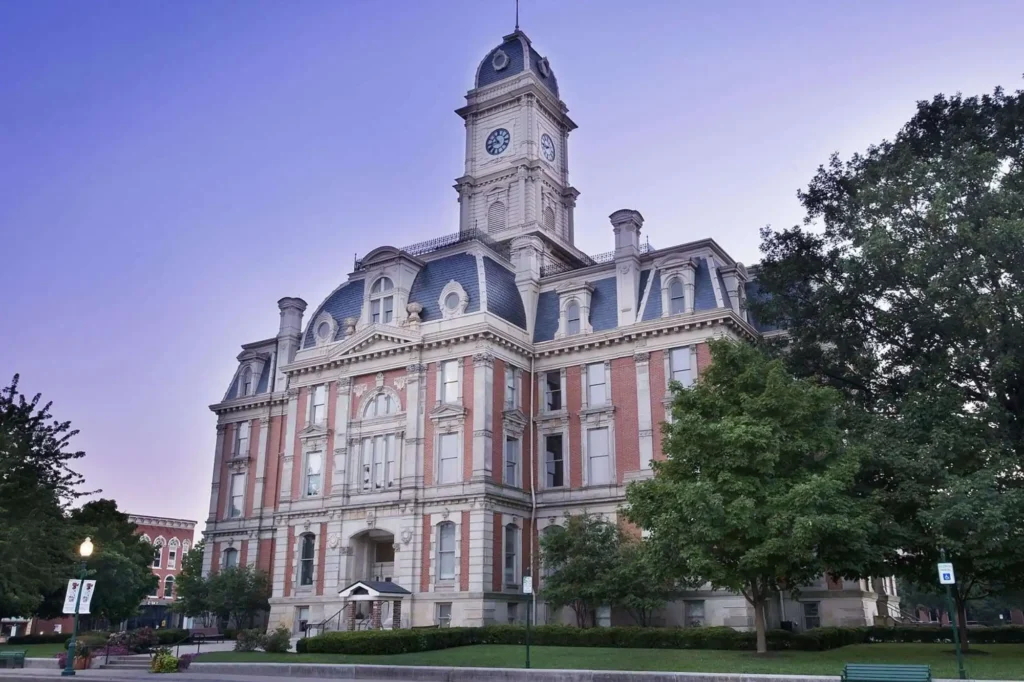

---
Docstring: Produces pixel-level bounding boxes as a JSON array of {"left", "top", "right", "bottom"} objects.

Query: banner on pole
[
  {"left": 79, "top": 580, "right": 96, "bottom": 614},
  {"left": 62, "top": 580, "right": 81, "bottom": 614},
  {"left": 62, "top": 579, "right": 97, "bottom": 614}
]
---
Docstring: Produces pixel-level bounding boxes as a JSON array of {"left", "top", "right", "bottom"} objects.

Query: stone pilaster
[
  {"left": 403, "top": 364, "right": 425, "bottom": 489},
  {"left": 472, "top": 353, "right": 494, "bottom": 481},
  {"left": 332, "top": 379, "right": 352, "bottom": 497},
  {"left": 207, "top": 424, "right": 227, "bottom": 521},
  {"left": 634, "top": 352, "right": 654, "bottom": 470},
  {"left": 252, "top": 414, "right": 271, "bottom": 512},
  {"left": 392, "top": 600, "right": 402, "bottom": 629},
  {"left": 280, "top": 388, "right": 299, "bottom": 502}
]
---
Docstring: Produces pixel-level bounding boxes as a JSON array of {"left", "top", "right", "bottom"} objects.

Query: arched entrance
[{"left": 349, "top": 529, "right": 395, "bottom": 583}]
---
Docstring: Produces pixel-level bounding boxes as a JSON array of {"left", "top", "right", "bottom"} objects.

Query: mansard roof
[{"left": 475, "top": 30, "right": 558, "bottom": 98}]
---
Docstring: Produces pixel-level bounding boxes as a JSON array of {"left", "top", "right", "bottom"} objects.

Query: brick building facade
[
  {"left": 130, "top": 515, "right": 197, "bottom": 629},
  {"left": 202, "top": 27, "right": 898, "bottom": 633}
]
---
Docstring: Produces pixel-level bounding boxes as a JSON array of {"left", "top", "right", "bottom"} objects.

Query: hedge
[
  {"left": 6, "top": 633, "right": 70, "bottom": 645},
  {"left": 298, "top": 624, "right": 1024, "bottom": 655}
]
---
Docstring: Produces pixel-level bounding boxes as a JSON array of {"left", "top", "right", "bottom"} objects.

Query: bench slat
[{"left": 843, "top": 663, "right": 930, "bottom": 682}]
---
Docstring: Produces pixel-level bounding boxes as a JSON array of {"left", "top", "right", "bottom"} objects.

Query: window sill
[
  {"left": 433, "top": 581, "right": 456, "bottom": 591},
  {"left": 580, "top": 404, "right": 615, "bottom": 417}
]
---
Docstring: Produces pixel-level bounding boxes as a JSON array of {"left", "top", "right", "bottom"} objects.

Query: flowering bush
[
  {"left": 108, "top": 628, "right": 159, "bottom": 653},
  {"left": 260, "top": 626, "right": 291, "bottom": 653},
  {"left": 150, "top": 648, "right": 178, "bottom": 674}
]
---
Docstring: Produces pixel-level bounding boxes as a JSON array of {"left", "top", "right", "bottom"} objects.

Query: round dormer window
[
  {"left": 444, "top": 292, "right": 460, "bottom": 311},
  {"left": 492, "top": 49, "right": 509, "bottom": 72},
  {"left": 537, "top": 57, "right": 550, "bottom": 77},
  {"left": 317, "top": 321, "right": 331, "bottom": 339}
]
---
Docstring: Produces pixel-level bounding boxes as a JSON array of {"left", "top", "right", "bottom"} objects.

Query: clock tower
[{"left": 455, "top": 30, "right": 583, "bottom": 264}]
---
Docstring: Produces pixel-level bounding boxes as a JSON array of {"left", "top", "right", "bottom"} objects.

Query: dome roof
[{"left": 475, "top": 30, "right": 558, "bottom": 98}]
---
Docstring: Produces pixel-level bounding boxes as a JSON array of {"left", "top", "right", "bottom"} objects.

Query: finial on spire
[{"left": 515, "top": 0, "right": 520, "bottom": 31}]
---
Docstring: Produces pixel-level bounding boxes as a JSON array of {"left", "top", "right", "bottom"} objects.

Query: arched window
[
  {"left": 669, "top": 277, "right": 685, "bottom": 315},
  {"left": 437, "top": 522, "right": 456, "bottom": 580},
  {"left": 222, "top": 547, "right": 238, "bottom": 569},
  {"left": 167, "top": 538, "right": 180, "bottom": 570},
  {"left": 299, "top": 534, "right": 315, "bottom": 586},
  {"left": 363, "top": 392, "right": 397, "bottom": 418},
  {"left": 566, "top": 301, "right": 581, "bottom": 336},
  {"left": 544, "top": 206, "right": 555, "bottom": 230},
  {"left": 504, "top": 524, "right": 519, "bottom": 586},
  {"left": 152, "top": 540, "right": 164, "bottom": 569},
  {"left": 182, "top": 540, "right": 190, "bottom": 554},
  {"left": 487, "top": 201, "right": 506, "bottom": 233},
  {"left": 370, "top": 277, "right": 394, "bottom": 324},
  {"left": 239, "top": 366, "right": 253, "bottom": 397},
  {"left": 163, "top": 576, "right": 175, "bottom": 599}
]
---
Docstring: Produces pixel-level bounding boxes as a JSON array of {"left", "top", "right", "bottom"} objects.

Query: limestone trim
[
  {"left": 312, "top": 312, "right": 338, "bottom": 347},
  {"left": 439, "top": 280, "right": 471, "bottom": 320}
]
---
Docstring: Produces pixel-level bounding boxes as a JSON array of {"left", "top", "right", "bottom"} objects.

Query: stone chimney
[
  {"left": 275, "top": 297, "right": 307, "bottom": 390},
  {"left": 610, "top": 209, "right": 644, "bottom": 326},
  {"left": 511, "top": 235, "right": 544, "bottom": 339}
]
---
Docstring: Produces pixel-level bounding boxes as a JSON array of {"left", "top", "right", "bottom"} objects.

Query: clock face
[
  {"left": 486, "top": 128, "right": 511, "bottom": 155},
  {"left": 541, "top": 133, "right": 556, "bottom": 162}
]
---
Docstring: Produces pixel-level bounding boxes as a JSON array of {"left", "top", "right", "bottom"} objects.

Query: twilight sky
[{"left": 1, "top": 0, "right": 1020, "bottom": 530}]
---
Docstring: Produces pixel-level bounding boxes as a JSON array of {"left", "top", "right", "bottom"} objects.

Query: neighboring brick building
[
  {"left": 202, "top": 27, "right": 898, "bottom": 633},
  {"left": 130, "top": 515, "right": 197, "bottom": 629}
]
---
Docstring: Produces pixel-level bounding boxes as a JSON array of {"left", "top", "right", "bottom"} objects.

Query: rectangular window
[
  {"left": 586, "top": 363, "right": 607, "bottom": 406},
  {"left": 385, "top": 433, "right": 396, "bottom": 488},
  {"left": 505, "top": 367, "right": 517, "bottom": 409},
  {"left": 504, "top": 525, "right": 518, "bottom": 585},
  {"left": 234, "top": 421, "right": 250, "bottom": 459},
  {"left": 296, "top": 606, "right": 310, "bottom": 636},
  {"left": 229, "top": 473, "right": 245, "bottom": 518},
  {"left": 435, "top": 602, "right": 452, "bottom": 627},
  {"left": 382, "top": 296, "right": 394, "bottom": 324},
  {"left": 223, "top": 548, "right": 238, "bottom": 569},
  {"left": 360, "top": 435, "right": 398, "bottom": 491},
  {"left": 544, "top": 371, "right": 561, "bottom": 411},
  {"left": 305, "top": 451, "right": 323, "bottom": 497},
  {"left": 507, "top": 602, "right": 519, "bottom": 625},
  {"left": 441, "top": 360, "right": 459, "bottom": 403},
  {"left": 152, "top": 546, "right": 162, "bottom": 569},
  {"left": 545, "top": 434, "right": 564, "bottom": 488},
  {"left": 438, "top": 433, "right": 459, "bottom": 484},
  {"left": 586, "top": 427, "right": 611, "bottom": 485},
  {"left": 311, "top": 385, "right": 327, "bottom": 424},
  {"left": 167, "top": 549, "right": 177, "bottom": 570},
  {"left": 438, "top": 523, "right": 456, "bottom": 580},
  {"left": 803, "top": 602, "right": 821, "bottom": 630},
  {"left": 504, "top": 436, "right": 519, "bottom": 487},
  {"left": 684, "top": 600, "right": 706, "bottom": 627},
  {"left": 670, "top": 347, "right": 693, "bottom": 387},
  {"left": 299, "top": 534, "right": 315, "bottom": 586}
]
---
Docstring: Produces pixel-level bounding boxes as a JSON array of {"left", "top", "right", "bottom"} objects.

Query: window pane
[
  {"left": 545, "top": 371, "right": 562, "bottom": 411},
  {"left": 371, "top": 299, "right": 381, "bottom": 323},
  {"left": 545, "top": 434, "right": 564, "bottom": 487},
  {"left": 439, "top": 523, "right": 455, "bottom": 552},
  {"left": 670, "top": 278, "right": 685, "bottom": 314},
  {"left": 153, "top": 547, "right": 162, "bottom": 568},
  {"left": 587, "top": 428, "right": 610, "bottom": 484},
  {"left": 383, "top": 296, "right": 394, "bottom": 323},
  {"left": 504, "top": 436, "right": 519, "bottom": 486},
  {"left": 385, "top": 434, "right": 396, "bottom": 487},
  {"left": 439, "top": 433, "right": 458, "bottom": 483},
  {"left": 505, "top": 369, "right": 516, "bottom": 407},
  {"left": 306, "top": 452, "right": 322, "bottom": 496},
  {"left": 442, "top": 361, "right": 459, "bottom": 403},
  {"left": 439, "top": 552, "right": 455, "bottom": 579},
  {"left": 504, "top": 525, "right": 518, "bottom": 584},
  {"left": 587, "top": 363, "right": 606, "bottom": 405},
  {"left": 566, "top": 302, "right": 580, "bottom": 335},
  {"left": 436, "top": 603, "right": 452, "bottom": 625},
  {"left": 445, "top": 292, "right": 459, "bottom": 310},
  {"left": 361, "top": 438, "right": 372, "bottom": 489}
]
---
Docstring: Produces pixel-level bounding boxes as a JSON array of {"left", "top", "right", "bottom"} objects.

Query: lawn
[
  {"left": 198, "top": 643, "right": 1024, "bottom": 679},
  {"left": 0, "top": 643, "right": 65, "bottom": 657}
]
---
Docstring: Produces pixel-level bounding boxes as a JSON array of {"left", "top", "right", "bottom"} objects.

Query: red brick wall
[
  {"left": 257, "top": 538, "right": 273, "bottom": 580},
  {"left": 522, "top": 368, "right": 534, "bottom": 490},
  {"left": 244, "top": 418, "right": 259, "bottom": 517},
  {"left": 492, "top": 513, "right": 502, "bottom": 591},
  {"left": 491, "top": 358, "right": 505, "bottom": 484},
  {"left": 217, "top": 424, "right": 233, "bottom": 520},
  {"left": 649, "top": 350, "right": 667, "bottom": 462},
  {"left": 420, "top": 514, "right": 432, "bottom": 592},
  {"left": 239, "top": 542, "right": 249, "bottom": 567},
  {"left": 324, "top": 381, "right": 338, "bottom": 494},
  {"left": 209, "top": 542, "right": 221, "bottom": 576},
  {"left": 423, "top": 364, "right": 437, "bottom": 487},
  {"left": 696, "top": 342, "right": 712, "bottom": 375},
  {"left": 566, "top": 365, "right": 583, "bottom": 488},
  {"left": 284, "top": 526, "right": 295, "bottom": 597},
  {"left": 290, "top": 387, "right": 308, "bottom": 499},
  {"left": 134, "top": 522, "right": 195, "bottom": 595},
  {"left": 460, "top": 511, "right": 470, "bottom": 592},
  {"left": 265, "top": 415, "right": 284, "bottom": 510},
  {"left": 463, "top": 359, "right": 474, "bottom": 482},
  {"left": 612, "top": 357, "right": 640, "bottom": 483},
  {"left": 522, "top": 517, "right": 533, "bottom": 582},
  {"left": 316, "top": 522, "right": 327, "bottom": 596}
]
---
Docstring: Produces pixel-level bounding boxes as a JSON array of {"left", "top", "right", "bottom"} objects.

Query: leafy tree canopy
[
  {"left": 172, "top": 539, "right": 212, "bottom": 624},
  {"left": 626, "top": 340, "right": 880, "bottom": 652},
  {"left": 206, "top": 565, "right": 271, "bottom": 629}
]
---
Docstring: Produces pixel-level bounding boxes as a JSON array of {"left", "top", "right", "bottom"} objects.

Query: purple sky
[{"left": 1, "top": 0, "right": 1020, "bottom": 529}]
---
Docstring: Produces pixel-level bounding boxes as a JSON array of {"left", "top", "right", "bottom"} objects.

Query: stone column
[
  {"left": 346, "top": 602, "right": 356, "bottom": 631},
  {"left": 370, "top": 601, "right": 382, "bottom": 630},
  {"left": 332, "top": 379, "right": 352, "bottom": 497},
  {"left": 207, "top": 424, "right": 227, "bottom": 522},
  {"left": 634, "top": 352, "right": 654, "bottom": 470},
  {"left": 280, "top": 388, "right": 299, "bottom": 503},
  {"left": 392, "top": 600, "right": 402, "bottom": 629},
  {"left": 403, "top": 364, "right": 425, "bottom": 489},
  {"left": 252, "top": 413, "right": 271, "bottom": 512},
  {"left": 472, "top": 353, "right": 494, "bottom": 481}
]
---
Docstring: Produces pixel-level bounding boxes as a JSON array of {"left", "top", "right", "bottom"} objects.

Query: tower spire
[{"left": 515, "top": 0, "right": 519, "bottom": 31}]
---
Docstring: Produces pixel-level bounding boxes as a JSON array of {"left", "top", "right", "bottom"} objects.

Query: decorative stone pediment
[
  {"left": 502, "top": 407, "right": 528, "bottom": 428},
  {"left": 325, "top": 325, "right": 421, "bottom": 362},
  {"left": 430, "top": 403, "right": 468, "bottom": 421},
  {"left": 299, "top": 422, "right": 329, "bottom": 441}
]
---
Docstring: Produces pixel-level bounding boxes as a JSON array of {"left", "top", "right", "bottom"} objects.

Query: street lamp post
[{"left": 61, "top": 538, "right": 94, "bottom": 677}]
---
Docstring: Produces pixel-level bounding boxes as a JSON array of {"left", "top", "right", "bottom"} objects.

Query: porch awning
[{"left": 338, "top": 580, "right": 411, "bottom": 600}]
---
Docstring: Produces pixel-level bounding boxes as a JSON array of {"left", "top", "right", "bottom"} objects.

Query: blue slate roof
[
  {"left": 641, "top": 270, "right": 662, "bottom": 321},
  {"left": 409, "top": 253, "right": 481, "bottom": 322},
  {"left": 717, "top": 269, "right": 731, "bottom": 309},
  {"left": 638, "top": 269, "right": 651, "bottom": 310},
  {"left": 303, "top": 280, "right": 366, "bottom": 349},
  {"left": 693, "top": 258, "right": 718, "bottom": 311},
  {"left": 476, "top": 32, "right": 558, "bottom": 98},
  {"left": 533, "top": 290, "right": 560, "bottom": 342},
  {"left": 589, "top": 277, "right": 618, "bottom": 332},
  {"left": 484, "top": 257, "right": 527, "bottom": 329},
  {"left": 255, "top": 360, "right": 272, "bottom": 394}
]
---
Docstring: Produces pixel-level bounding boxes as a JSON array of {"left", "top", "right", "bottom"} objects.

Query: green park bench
[
  {"left": 842, "top": 664, "right": 931, "bottom": 682},
  {"left": 0, "top": 650, "right": 26, "bottom": 669}
]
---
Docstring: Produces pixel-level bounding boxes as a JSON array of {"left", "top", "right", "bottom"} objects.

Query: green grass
[
  {"left": 0, "top": 643, "right": 65, "bottom": 657},
  {"left": 198, "top": 643, "right": 1024, "bottom": 679}
]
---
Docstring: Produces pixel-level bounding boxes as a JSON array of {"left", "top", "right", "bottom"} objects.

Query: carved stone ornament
[
  {"left": 303, "top": 520, "right": 311, "bottom": 531},
  {"left": 634, "top": 351, "right": 651, "bottom": 363},
  {"left": 353, "top": 383, "right": 369, "bottom": 398},
  {"left": 392, "top": 542, "right": 401, "bottom": 553},
  {"left": 492, "top": 48, "right": 509, "bottom": 71},
  {"left": 343, "top": 317, "right": 357, "bottom": 336},
  {"left": 400, "top": 528, "right": 413, "bottom": 545},
  {"left": 339, "top": 546, "right": 353, "bottom": 556},
  {"left": 286, "top": 387, "right": 300, "bottom": 399},
  {"left": 375, "top": 372, "right": 385, "bottom": 388},
  {"left": 329, "top": 534, "right": 340, "bottom": 549},
  {"left": 472, "top": 352, "right": 494, "bottom": 367},
  {"left": 620, "top": 263, "right": 631, "bottom": 274},
  {"left": 406, "top": 302, "right": 423, "bottom": 324},
  {"left": 441, "top": 507, "right": 450, "bottom": 520},
  {"left": 393, "top": 376, "right": 407, "bottom": 391},
  {"left": 366, "top": 511, "right": 376, "bottom": 528}
]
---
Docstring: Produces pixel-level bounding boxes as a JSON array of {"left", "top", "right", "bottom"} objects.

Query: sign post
[
  {"left": 522, "top": 574, "right": 533, "bottom": 669},
  {"left": 938, "top": 550, "right": 967, "bottom": 680},
  {"left": 62, "top": 538, "right": 94, "bottom": 677}
]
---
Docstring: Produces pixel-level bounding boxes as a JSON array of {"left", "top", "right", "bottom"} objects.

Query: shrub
[
  {"left": 155, "top": 629, "right": 190, "bottom": 645},
  {"left": 8, "top": 634, "right": 69, "bottom": 645},
  {"left": 296, "top": 638, "right": 308, "bottom": 654},
  {"left": 260, "top": 626, "right": 291, "bottom": 653},
  {"left": 234, "top": 628, "right": 263, "bottom": 652},
  {"left": 150, "top": 648, "right": 178, "bottom": 674},
  {"left": 177, "top": 654, "right": 194, "bottom": 671}
]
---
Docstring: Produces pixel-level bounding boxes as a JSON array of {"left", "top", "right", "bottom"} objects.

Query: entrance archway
[{"left": 349, "top": 529, "right": 395, "bottom": 583}]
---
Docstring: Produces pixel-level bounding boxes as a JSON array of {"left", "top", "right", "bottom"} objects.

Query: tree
[
  {"left": 206, "top": 565, "right": 270, "bottom": 629},
  {"left": 539, "top": 513, "right": 620, "bottom": 627},
  {"left": 753, "top": 87, "right": 1024, "bottom": 648},
  {"left": 172, "top": 540, "right": 213, "bottom": 626},
  {"left": 0, "top": 375, "right": 85, "bottom": 616},
  {"left": 626, "top": 340, "right": 880, "bottom": 653},
  {"left": 37, "top": 499, "right": 157, "bottom": 624},
  {"left": 607, "top": 538, "right": 673, "bottom": 627}
]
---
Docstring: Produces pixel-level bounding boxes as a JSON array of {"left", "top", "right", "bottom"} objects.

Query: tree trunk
[
  {"left": 953, "top": 591, "right": 970, "bottom": 653},
  {"left": 753, "top": 598, "right": 768, "bottom": 654}
]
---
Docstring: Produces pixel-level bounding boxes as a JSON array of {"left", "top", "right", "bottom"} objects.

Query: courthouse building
[{"left": 202, "top": 27, "right": 898, "bottom": 633}]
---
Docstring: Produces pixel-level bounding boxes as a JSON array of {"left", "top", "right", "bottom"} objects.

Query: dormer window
[
  {"left": 566, "top": 302, "right": 581, "bottom": 335},
  {"left": 668, "top": 277, "right": 686, "bottom": 315},
  {"left": 370, "top": 277, "right": 395, "bottom": 324},
  {"left": 439, "top": 280, "right": 470, "bottom": 319},
  {"left": 239, "top": 367, "right": 253, "bottom": 397}
]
